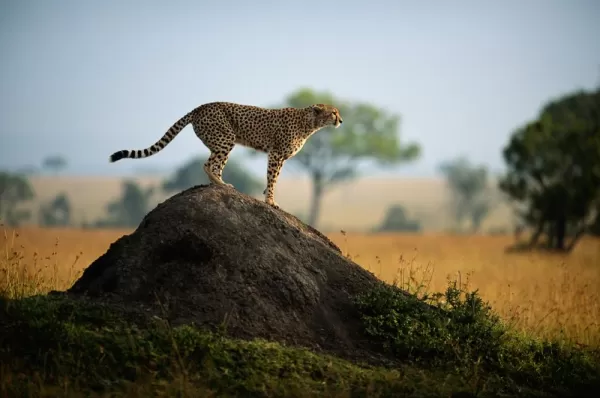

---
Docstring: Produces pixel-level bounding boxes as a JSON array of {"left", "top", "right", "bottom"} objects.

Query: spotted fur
[{"left": 109, "top": 102, "right": 343, "bottom": 208}]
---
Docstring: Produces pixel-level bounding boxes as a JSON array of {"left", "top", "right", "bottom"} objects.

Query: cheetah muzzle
[{"left": 109, "top": 101, "right": 343, "bottom": 210}]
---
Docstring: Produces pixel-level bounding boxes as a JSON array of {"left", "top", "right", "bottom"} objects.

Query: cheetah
[{"left": 109, "top": 102, "right": 343, "bottom": 209}]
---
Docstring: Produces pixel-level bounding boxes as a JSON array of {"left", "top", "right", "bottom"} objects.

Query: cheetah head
[{"left": 310, "top": 104, "right": 343, "bottom": 129}]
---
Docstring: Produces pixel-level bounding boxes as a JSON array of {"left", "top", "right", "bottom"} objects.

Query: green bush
[
  {"left": 353, "top": 281, "right": 600, "bottom": 396},
  {"left": 354, "top": 281, "right": 504, "bottom": 366},
  {"left": 375, "top": 204, "right": 422, "bottom": 233}
]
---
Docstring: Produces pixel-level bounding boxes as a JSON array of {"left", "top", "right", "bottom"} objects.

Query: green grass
[
  {"left": 1, "top": 281, "right": 599, "bottom": 397},
  {"left": 0, "top": 294, "right": 462, "bottom": 398}
]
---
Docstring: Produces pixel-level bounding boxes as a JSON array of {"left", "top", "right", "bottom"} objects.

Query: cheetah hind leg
[
  {"left": 203, "top": 152, "right": 233, "bottom": 188},
  {"left": 214, "top": 147, "right": 235, "bottom": 189},
  {"left": 262, "top": 187, "right": 278, "bottom": 208}
]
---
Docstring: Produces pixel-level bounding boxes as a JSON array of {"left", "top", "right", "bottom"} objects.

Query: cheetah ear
[{"left": 311, "top": 104, "right": 325, "bottom": 114}]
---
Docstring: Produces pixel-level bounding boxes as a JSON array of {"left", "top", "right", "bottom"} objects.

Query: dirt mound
[{"left": 66, "top": 184, "right": 389, "bottom": 361}]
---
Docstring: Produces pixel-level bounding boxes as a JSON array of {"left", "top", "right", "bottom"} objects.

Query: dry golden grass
[
  {"left": 331, "top": 231, "right": 600, "bottom": 346},
  {"left": 2, "top": 226, "right": 599, "bottom": 348}
]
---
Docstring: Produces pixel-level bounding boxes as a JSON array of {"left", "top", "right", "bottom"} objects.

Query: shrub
[{"left": 354, "top": 281, "right": 600, "bottom": 396}]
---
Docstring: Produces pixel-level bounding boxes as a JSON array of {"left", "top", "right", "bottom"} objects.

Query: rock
[{"left": 66, "top": 184, "right": 390, "bottom": 362}]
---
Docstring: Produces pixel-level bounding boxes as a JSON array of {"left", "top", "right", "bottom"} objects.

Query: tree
[
  {"left": 96, "top": 180, "right": 154, "bottom": 228},
  {"left": 499, "top": 88, "right": 600, "bottom": 252},
  {"left": 39, "top": 192, "right": 72, "bottom": 227},
  {"left": 42, "top": 155, "right": 68, "bottom": 175},
  {"left": 438, "top": 157, "right": 493, "bottom": 233},
  {"left": 163, "top": 156, "right": 262, "bottom": 196},
  {"left": 589, "top": 207, "right": 600, "bottom": 236},
  {"left": 0, "top": 171, "right": 35, "bottom": 226},
  {"left": 375, "top": 204, "right": 421, "bottom": 233},
  {"left": 16, "top": 165, "right": 40, "bottom": 176},
  {"left": 252, "top": 88, "right": 421, "bottom": 227}
]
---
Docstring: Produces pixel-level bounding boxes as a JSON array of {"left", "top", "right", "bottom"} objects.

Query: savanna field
[{"left": 2, "top": 226, "right": 599, "bottom": 347}]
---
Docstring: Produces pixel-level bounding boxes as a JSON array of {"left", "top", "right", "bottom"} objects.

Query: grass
[
  {"left": 0, "top": 294, "right": 481, "bottom": 397},
  {"left": 1, "top": 226, "right": 600, "bottom": 396},
  {"left": 353, "top": 281, "right": 600, "bottom": 396},
  {"left": 331, "top": 231, "right": 600, "bottom": 347}
]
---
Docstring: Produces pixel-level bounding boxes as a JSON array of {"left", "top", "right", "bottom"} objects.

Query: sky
[{"left": 1, "top": 0, "right": 599, "bottom": 178}]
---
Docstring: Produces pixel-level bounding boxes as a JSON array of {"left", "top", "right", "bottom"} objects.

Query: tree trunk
[
  {"left": 471, "top": 216, "right": 482, "bottom": 234},
  {"left": 555, "top": 216, "right": 566, "bottom": 251},
  {"left": 528, "top": 220, "right": 545, "bottom": 248},
  {"left": 308, "top": 173, "right": 324, "bottom": 228},
  {"left": 566, "top": 223, "right": 587, "bottom": 252},
  {"left": 546, "top": 221, "right": 556, "bottom": 249}
]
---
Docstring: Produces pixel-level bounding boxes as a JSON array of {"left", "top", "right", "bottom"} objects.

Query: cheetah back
[{"left": 190, "top": 102, "right": 313, "bottom": 156}]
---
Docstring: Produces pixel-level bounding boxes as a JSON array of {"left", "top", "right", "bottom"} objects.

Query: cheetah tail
[{"left": 109, "top": 112, "right": 193, "bottom": 163}]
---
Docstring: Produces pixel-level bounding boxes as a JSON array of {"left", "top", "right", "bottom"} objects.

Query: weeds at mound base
[{"left": 1, "top": 281, "right": 599, "bottom": 397}]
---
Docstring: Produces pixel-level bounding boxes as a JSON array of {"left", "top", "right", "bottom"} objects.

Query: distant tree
[
  {"left": 0, "top": 171, "right": 35, "bottom": 226},
  {"left": 513, "top": 223, "right": 527, "bottom": 242},
  {"left": 375, "top": 204, "right": 421, "bottom": 233},
  {"left": 39, "top": 192, "right": 72, "bottom": 227},
  {"left": 250, "top": 88, "right": 421, "bottom": 228},
  {"left": 42, "top": 155, "right": 68, "bottom": 175},
  {"left": 16, "top": 165, "right": 40, "bottom": 176},
  {"left": 163, "top": 156, "right": 262, "bottom": 196},
  {"left": 487, "top": 226, "right": 510, "bottom": 236},
  {"left": 96, "top": 180, "right": 154, "bottom": 228},
  {"left": 499, "top": 87, "right": 600, "bottom": 252},
  {"left": 438, "top": 157, "right": 493, "bottom": 233}
]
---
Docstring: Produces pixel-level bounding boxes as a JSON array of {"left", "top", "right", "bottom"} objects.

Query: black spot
[{"left": 143, "top": 148, "right": 149, "bottom": 156}]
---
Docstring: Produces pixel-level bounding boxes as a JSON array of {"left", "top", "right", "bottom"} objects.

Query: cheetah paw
[{"left": 267, "top": 201, "right": 280, "bottom": 209}]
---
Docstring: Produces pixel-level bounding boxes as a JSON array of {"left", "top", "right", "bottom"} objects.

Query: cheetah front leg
[{"left": 265, "top": 152, "right": 284, "bottom": 208}]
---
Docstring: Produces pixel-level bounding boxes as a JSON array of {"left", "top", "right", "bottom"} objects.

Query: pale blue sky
[{"left": 1, "top": 0, "right": 599, "bottom": 177}]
